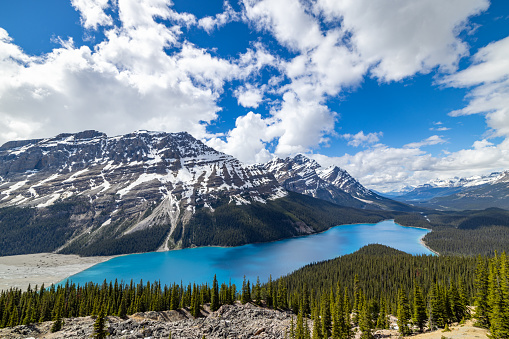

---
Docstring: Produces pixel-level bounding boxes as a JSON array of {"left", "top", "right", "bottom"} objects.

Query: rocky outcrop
[{"left": 0, "top": 303, "right": 296, "bottom": 339}]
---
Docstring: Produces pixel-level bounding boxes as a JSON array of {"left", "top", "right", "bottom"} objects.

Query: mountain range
[
  {"left": 387, "top": 171, "right": 509, "bottom": 210},
  {"left": 0, "top": 130, "right": 402, "bottom": 256}
]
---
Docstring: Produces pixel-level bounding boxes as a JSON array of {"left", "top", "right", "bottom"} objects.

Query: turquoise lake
[{"left": 63, "top": 220, "right": 432, "bottom": 287}]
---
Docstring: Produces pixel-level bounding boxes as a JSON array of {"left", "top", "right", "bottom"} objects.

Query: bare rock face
[
  {"left": 0, "top": 130, "right": 285, "bottom": 253},
  {"left": 0, "top": 303, "right": 297, "bottom": 339}
]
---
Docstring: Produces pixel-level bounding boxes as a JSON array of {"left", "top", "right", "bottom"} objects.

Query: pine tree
[
  {"left": 296, "top": 309, "right": 305, "bottom": 339},
  {"left": 8, "top": 306, "right": 18, "bottom": 328},
  {"left": 359, "top": 296, "right": 374, "bottom": 339},
  {"left": 376, "top": 296, "right": 388, "bottom": 329},
  {"left": 210, "top": 275, "right": 220, "bottom": 312},
  {"left": 311, "top": 304, "right": 322, "bottom": 339},
  {"left": 397, "top": 289, "right": 411, "bottom": 336},
  {"left": 50, "top": 310, "right": 63, "bottom": 332},
  {"left": 320, "top": 293, "right": 331, "bottom": 338},
  {"left": 190, "top": 284, "right": 201, "bottom": 318},
  {"left": 277, "top": 280, "right": 288, "bottom": 309},
  {"left": 474, "top": 255, "right": 490, "bottom": 328},
  {"left": 92, "top": 309, "right": 108, "bottom": 339},
  {"left": 241, "top": 276, "right": 251, "bottom": 304},
  {"left": 254, "top": 277, "right": 262, "bottom": 305},
  {"left": 412, "top": 283, "right": 427, "bottom": 332},
  {"left": 488, "top": 253, "right": 509, "bottom": 338}
]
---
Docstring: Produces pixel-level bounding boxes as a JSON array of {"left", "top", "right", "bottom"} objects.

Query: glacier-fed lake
[{"left": 63, "top": 220, "right": 432, "bottom": 287}]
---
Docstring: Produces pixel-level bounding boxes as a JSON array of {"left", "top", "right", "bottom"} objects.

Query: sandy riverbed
[{"left": 0, "top": 253, "right": 114, "bottom": 291}]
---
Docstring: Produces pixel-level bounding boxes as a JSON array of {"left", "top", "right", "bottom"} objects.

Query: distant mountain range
[
  {"left": 385, "top": 171, "right": 509, "bottom": 210},
  {"left": 0, "top": 130, "right": 404, "bottom": 256}
]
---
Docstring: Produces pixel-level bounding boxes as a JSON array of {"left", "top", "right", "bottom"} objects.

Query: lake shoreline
[{"left": 0, "top": 219, "right": 433, "bottom": 291}]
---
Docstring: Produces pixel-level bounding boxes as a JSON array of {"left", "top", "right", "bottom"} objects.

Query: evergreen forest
[{"left": 1, "top": 244, "right": 509, "bottom": 338}]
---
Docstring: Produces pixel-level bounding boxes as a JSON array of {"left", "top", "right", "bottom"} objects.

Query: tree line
[{"left": 0, "top": 244, "right": 507, "bottom": 338}]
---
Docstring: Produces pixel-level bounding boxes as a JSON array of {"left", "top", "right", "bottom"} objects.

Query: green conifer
[
  {"left": 412, "top": 283, "right": 427, "bottom": 332},
  {"left": 397, "top": 289, "right": 411, "bottom": 336},
  {"left": 92, "top": 309, "right": 108, "bottom": 339}
]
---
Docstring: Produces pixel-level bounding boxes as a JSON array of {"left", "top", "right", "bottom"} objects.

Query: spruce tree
[
  {"left": 488, "top": 254, "right": 509, "bottom": 338},
  {"left": 211, "top": 275, "right": 220, "bottom": 312},
  {"left": 311, "top": 304, "right": 322, "bottom": 339},
  {"left": 474, "top": 255, "right": 490, "bottom": 328},
  {"left": 241, "top": 276, "right": 251, "bottom": 304},
  {"left": 412, "top": 284, "right": 427, "bottom": 332},
  {"left": 190, "top": 284, "right": 201, "bottom": 318},
  {"left": 92, "top": 309, "right": 108, "bottom": 339},
  {"left": 320, "top": 293, "right": 331, "bottom": 338},
  {"left": 376, "top": 296, "right": 388, "bottom": 329},
  {"left": 359, "top": 296, "right": 374, "bottom": 339},
  {"left": 254, "top": 277, "right": 262, "bottom": 306},
  {"left": 397, "top": 289, "right": 411, "bottom": 336}
]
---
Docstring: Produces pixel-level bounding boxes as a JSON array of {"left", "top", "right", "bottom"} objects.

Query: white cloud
[
  {"left": 311, "top": 137, "right": 509, "bottom": 192},
  {"left": 316, "top": 0, "right": 489, "bottom": 81},
  {"left": 198, "top": 2, "right": 238, "bottom": 33},
  {"left": 207, "top": 112, "right": 272, "bottom": 164},
  {"left": 234, "top": 85, "right": 263, "bottom": 108},
  {"left": 242, "top": 0, "right": 323, "bottom": 52},
  {"left": 71, "top": 0, "right": 113, "bottom": 30},
  {"left": 430, "top": 126, "right": 451, "bottom": 131},
  {"left": 0, "top": 0, "right": 265, "bottom": 144},
  {"left": 445, "top": 36, "right": 509, "bottom": 138},
  {"left": 342, "top": 131, "right": 382, "bottom": 147},
  {"left": 405, "top": 135, "right": 447, "bottom": 148}
]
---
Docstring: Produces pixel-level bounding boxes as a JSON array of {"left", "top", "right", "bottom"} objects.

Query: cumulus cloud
[
  {"left": 445, "top": 36, "right": 509, "bottom": 138},
  {"left": 342, "top": 131, "right": 382, "bottom": 147},
  {"left": 215, "top": 0, "right": 489, "bottom": 163},
  {"left": 0, "top": 0, "right": 266, "bottom": 144},
  {"left": 316, "top": 0, "right": 489, "bottom": 81},
  {"left": 206, "top": 112, "right": 272, "bottom": 163},
  {"left": 0, "top": 0, "right": 504, "bottom": 192},
  {"left": 311, "top": 137, "right": 509, "bottom": 192},
  {"left": 234, "top": 85, "right": 263, "bottom": 108},
  {"left": 198, "top": 2, "right": 239, "bottom": 33},
  {"left": 71, "top": 0, "right": 113, "bottom": 30},
  {"left": 242, "top": 0, "right": 323, "bottom": 52}
]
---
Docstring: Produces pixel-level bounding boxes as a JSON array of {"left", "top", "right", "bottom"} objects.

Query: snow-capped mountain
[
  {"left": 394, "top": 171, "right": 509, "bottom": 210},
  {"left": 0, "top": 130, "right": 288, "bottom": 254},
  {"left": 0, "top": 130, "right": 284, "bottom": 210},
  {"left": 262, "top": 154, "right": 413, "bottom": 211},
  {"left": 0, "top": 131, "right": 410, "bottom": 256},
  {"left": 427, "top": 171, "right": 509, "bottom": 188}
]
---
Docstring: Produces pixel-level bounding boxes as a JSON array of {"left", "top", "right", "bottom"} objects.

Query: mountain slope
[
  {"left": 0, "top": 130, "right": 285, "bottom": 255},
  {"left": 262, "top": 154, "right": 414, "bottom": 211},
  {"left": 0, "top": 130, "right": 396, "bottom": 256}
]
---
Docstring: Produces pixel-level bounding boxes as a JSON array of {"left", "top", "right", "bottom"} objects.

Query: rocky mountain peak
[{"left": 0, "top": 130, "right": 287, "bottom": 252}]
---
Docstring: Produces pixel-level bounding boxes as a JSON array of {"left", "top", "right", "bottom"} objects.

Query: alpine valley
[{"left": 0, "top": 130, "right": 411, "bottom": 257}]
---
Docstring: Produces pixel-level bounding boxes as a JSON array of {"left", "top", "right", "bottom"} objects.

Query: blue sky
[{"left": 0, "top": 0, "right": 508, "bottom": 191}]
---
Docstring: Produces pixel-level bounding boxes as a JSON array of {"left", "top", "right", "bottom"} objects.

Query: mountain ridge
[
  {"left": 261, "top": 154, "right": 415, "bottom": 211},
  {"left": 0, "top": 130, "right": 402, "bottom": 256},
  {"left": 390, "top": 171, "right": 509, "bottom": 210}
]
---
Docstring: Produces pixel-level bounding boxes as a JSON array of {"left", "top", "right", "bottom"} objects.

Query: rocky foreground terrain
[
  {"left": 0, "top": 302, "right": 488, "bottom": 339},
  {"left": 0, "top": 303, "right": 294, "bottom": 339}
]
